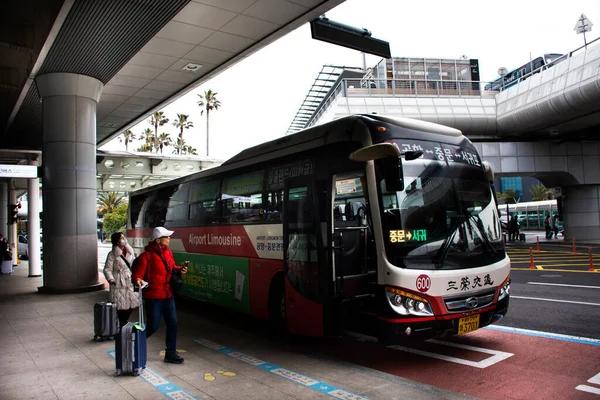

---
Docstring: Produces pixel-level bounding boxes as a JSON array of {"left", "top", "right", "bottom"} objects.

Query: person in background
[
  {"left": 552, "top": 213, "right": 560, "bottom": 238},
  {"left": 548, "top": 212, "right": 556, "bottom": 239},
  {"left": 132, "top": 227, "right": 188, "bottom": 364},
  {"left": 103, "top": 232, "right": 139, "bottom": 327},
  {"left": 508, "top": 216, "right": 517, "bottom": 241},
  {"left": 544, "top": 214, "right": 552, "bottom": 239},
  {"left": 0, "top": 234, "right": 11, "bottom": 261}
]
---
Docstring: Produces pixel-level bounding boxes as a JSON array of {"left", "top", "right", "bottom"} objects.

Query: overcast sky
[{"left": 99, "top": 0, "right": 598, "bottom": 161}]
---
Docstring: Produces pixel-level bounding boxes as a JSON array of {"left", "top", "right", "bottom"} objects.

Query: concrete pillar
[
  {"left": 35, "top": 73, "right": 104, "bottom": 293},
  {"left": 562, "top": 184, "right": 600, "bottom": 241},
  {"left": 0, "top": 182, "right": 6, "bottom": 238},
  {"left": 27, "top": 160, "right": 42, "bottom": 277}
]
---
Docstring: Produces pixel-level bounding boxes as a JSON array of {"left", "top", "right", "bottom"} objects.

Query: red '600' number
[{"left": 416, "top": 274, "right": 431, "bottom": 293}]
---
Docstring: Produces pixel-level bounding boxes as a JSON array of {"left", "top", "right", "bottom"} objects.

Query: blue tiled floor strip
[
  {"left": 485, "top": 325, "right": 600, "bottom": 346},
  {"left": 193, "top": 337, "right": 369, "bottom": 400},
  {"left": 106, "top": 350, "right": 198, "bottom": 400}
]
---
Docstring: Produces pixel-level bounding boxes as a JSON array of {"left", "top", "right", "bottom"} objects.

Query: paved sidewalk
[{"left": 0, "top": 261, "right": 469, "bottom": 400}]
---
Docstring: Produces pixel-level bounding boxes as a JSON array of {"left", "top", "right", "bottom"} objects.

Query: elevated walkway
[
  {"left": 289, "top": 38, "right": 600, "bottom": 141},
  {"left": 0, "top": 260, "right": 467, "bottom": 400}
]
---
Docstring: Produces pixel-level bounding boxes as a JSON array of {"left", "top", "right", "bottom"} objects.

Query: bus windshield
[{"left": 379, "top": 140, "right": 504, "bottom": 270}]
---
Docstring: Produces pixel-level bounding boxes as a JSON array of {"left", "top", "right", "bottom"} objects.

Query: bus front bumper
[{"left": 378, "top": 296, "right": 510, "bottom": 343}]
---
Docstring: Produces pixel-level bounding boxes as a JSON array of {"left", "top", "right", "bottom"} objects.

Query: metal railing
[
  {"left": 343, "top": 78, "right": 482, "bottom": 97},
  {"left": 300, "top": 78, "right": 483, "bottom": 132}
]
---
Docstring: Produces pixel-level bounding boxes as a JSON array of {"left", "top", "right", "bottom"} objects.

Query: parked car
[{"left": 18, "top": 235, "right": 28, "bottom": 259}]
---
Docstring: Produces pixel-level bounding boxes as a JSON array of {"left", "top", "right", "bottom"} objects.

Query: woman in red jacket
[{"left": 132, "top": 226, "right": 187, "bottom": 364}]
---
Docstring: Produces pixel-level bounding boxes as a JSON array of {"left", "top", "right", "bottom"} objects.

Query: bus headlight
[
  {"left": 498, "top": 276, "right": 511, "bottom": 301},
  {"left": 385, "top": 287, "right": 433, "bottom": 316}
]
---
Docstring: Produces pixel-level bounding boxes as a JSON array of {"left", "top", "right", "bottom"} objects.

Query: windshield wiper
[
  {"left": 433, "top": 213, "right": 464, "bottom": 268},
  {"left": 468, "top": 214, "right": 496, "bottom": 257}
]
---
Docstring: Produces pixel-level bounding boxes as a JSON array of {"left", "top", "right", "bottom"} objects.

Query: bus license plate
[{"left": 457, "top": 314, "right": 480, "bottom": 335}]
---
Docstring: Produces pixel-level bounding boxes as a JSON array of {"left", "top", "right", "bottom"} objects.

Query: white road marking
[
  {"left": 527, "top": 282, "right": 600, "bottom": 289},
  {"left": 511, "top": 295, "right": 600, "bottom": 306},
  {"left": 576, "top": 385, "right": 600, "bottom": 395},
  {"left": 388, "top": 339, "right": 513, "bottom": 369},
  {"left": 588, "top": 372, "right": 600, "bottom": 385}
]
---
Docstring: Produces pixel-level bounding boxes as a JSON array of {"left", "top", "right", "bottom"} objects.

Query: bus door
[
  {"left": 283, "top": 177, "right": 324, "bottom": 337},
  {"left": 332, "top": 173, "right": 372, "bottom": 299}
]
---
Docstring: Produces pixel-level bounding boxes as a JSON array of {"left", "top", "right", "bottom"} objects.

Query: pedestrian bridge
[{"left": 292, "top": 37, "right": 600, "bottom": 143}]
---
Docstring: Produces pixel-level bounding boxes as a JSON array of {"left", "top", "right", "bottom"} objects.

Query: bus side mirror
[{"left": 377, "top": 156, "right": 404, "bottom": 192}]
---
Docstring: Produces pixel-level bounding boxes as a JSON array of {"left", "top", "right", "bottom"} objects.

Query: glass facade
[
  {"left": 369, "top": 57, "right": 481, "bottom": 95},
  {"left": 501, "top": 177, "right": 523, "bottom": 200}
]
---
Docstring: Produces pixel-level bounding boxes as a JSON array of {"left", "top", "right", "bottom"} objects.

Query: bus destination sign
[{"left": 389, "top": 229, "right": 427, "bottom": 243}]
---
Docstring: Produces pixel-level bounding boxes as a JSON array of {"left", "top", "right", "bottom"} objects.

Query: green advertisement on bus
[{"left": 172, "top": 252, "right": 250, "bottom": 314}]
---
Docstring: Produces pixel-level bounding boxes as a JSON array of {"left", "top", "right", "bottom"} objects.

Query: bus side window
[
  {"left": 189, "top": 202, "right": 208, "bottom": 225},
  {"left": 189, "top": 178, "right": 220, "bottom": 224},
  {"left": 221, "top": 170, "right": 265, "bottom": 224}
]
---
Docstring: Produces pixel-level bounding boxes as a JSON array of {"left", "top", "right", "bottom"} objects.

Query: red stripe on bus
[{"left": 248, "top": 258, "right": 283, "bottom": 320}]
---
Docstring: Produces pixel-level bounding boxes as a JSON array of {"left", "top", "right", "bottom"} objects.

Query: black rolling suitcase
[
  {"left": 115, "top": 285, "right": 147, "bottom": 376},
  {"left": 93, "top": 301, "right": 118, "bottom": 341}
]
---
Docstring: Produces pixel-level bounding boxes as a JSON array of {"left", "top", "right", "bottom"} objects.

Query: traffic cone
[
  {"left": 590, "top": 248, "right": 595, "bottom": 272},
  {"left": 529, "top": 247, "right": 535, "bottom": 270}
]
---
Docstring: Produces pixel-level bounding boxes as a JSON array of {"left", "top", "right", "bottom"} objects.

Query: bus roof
[
  {"left": 223, "top": 114, "right": 462, "bottom": 167},
  {"left": 129, "top": 114, "right": 465, "bottom": 197}
]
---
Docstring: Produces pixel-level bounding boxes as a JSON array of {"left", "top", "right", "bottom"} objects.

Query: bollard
[
  {"left": 572, "top": 237, "right": 576, "bottom": 254},
  {"left": 529, "top": 247, "right": 535, "bottom": 270},
  {"left": 536, "top": 236, "right": 540, "bottom": 252},
  {"left": 590, "top": 248, "right": 595, "bottom": 272}
]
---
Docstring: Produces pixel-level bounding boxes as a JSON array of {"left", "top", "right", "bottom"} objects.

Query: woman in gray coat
[{"left": 103, "top": 231, "right": 139, "bottom": 327}]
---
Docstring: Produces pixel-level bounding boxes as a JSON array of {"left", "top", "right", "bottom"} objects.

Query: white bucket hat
[{"left": 152, "top": 226, "right": 174, "bottom": 240}]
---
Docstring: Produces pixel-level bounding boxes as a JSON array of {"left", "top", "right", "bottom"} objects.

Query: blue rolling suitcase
[{"left": 116, "top": 285, "right": 147, "bottom": 376}]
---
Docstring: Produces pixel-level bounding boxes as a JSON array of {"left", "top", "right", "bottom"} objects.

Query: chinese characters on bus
[{"left": 447, "top": 274, "right": 494, "bottom": 291}]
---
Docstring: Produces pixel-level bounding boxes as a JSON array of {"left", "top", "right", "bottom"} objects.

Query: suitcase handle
[{"left": 137, "top": 284, "right": 145, "bottom": 329}]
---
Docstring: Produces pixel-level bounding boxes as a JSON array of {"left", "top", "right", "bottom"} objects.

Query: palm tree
[
  {"left": 149, "top": 111, "right": 169, "bottom": 140},
  {"left": 118, "top": 129, "right": 136, "bottom": 152},
  {"left": 530, "top": 184, "right": 553, "bottom": 201},
  {"left": 157, "top": 132, "right": 173, "bottom": 154},
  {"left": 172, "top": 137, "right": 187, "bottom": 155},
  {"left": 172, "top": 114, "right": 193, "bottom": 155},
  {"left": 141, "top": 128, "right": 157, "bottom": 152},
  {"left": 197, "top": 90, "right": 221, "bottom": 156},
  {"left": 136, "top": 143, "right": 153, "bottom": 152},
  {"left": 183, "top": 145, "right": 198, "bottom": 155},
  {"left": 500, "top": 188, "right": 519, "bottom": 204},
  {"left": 97, "top": 192, "right": 126, "bottom": 215}
]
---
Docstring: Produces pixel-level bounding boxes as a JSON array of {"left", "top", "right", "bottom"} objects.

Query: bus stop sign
[{"left": 310, "top": 16, "right": 391, "bottom": 59}]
